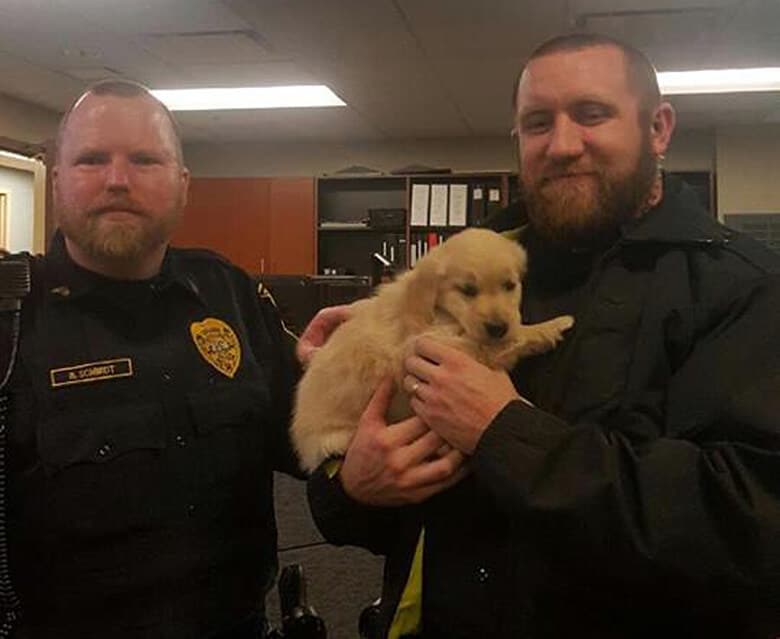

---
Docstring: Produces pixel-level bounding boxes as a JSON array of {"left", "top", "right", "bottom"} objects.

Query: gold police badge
[{"left": 190, "top": 318, "right": 241, "bottom": 379}]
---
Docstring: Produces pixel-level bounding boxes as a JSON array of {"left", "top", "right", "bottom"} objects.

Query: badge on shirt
[
  {"left": 50, "top": 358, "right": 134, "bottom": 388},
  {"left": 190, "top": 317, "right": 241, "bottom": 379}
]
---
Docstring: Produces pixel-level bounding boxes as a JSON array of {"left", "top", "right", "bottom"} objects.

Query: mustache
[
  {"left": 89, "top": 201, "right": 146, "bottom": 216},
  {"left": 539, "top": 165, "right": 599, "bottom": 184}
]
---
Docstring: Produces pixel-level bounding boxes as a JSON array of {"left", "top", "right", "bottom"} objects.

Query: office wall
[
  {"left": 0, "top": 93, "right": 58, "bottom": 148},
  {"left": 716, "top": 124, "right": 780, "bottom": 216},
  {"left": 665, "top": 129, "right": 715, "bottom": 172},
  {"left": 184, "top": 136, "right": 516, "bottom": 177},
  {"left": 0, "top": 165, "right": 35, "bottom": 252},
  {"left": 184, "top": 129, "right": 715, "bottom": 178}
]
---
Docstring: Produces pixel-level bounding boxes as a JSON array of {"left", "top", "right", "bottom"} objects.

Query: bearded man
[
  {"left": 305, "top": 33, "right": 780, "bottom": 638},
  {"left": 5, "top": 81, "right": 302, "bottom": 638}
]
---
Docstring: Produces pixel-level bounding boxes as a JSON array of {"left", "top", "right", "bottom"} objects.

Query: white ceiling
[{"left": 0, "top": 0, "right": 779, "bottom": 143}]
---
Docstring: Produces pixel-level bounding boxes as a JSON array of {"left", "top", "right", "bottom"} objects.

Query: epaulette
[
  {"left": 256, "top": 281, "right": 299, "bottom": 342},
  {"left": 721, "top": 229, "right": 780, "bottom": 275},
  {"left": 167, "top": 246, "right": 237, "bottom": 270}
]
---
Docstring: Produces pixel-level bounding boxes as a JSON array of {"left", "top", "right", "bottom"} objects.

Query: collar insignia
[
  {"left": 50, "top": 286, "right": 71, "bottom": 297},
  {"left": 190, "top": 317, "right": 241, "bottom": 379}
]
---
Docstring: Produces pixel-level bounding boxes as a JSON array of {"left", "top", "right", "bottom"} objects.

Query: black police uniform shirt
[{"left": 7, "top": 232, "right": 301, "bottom": 638}]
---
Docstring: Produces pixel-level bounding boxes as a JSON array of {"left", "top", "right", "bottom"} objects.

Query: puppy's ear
[{"left": 401, "top": 245, "right": 448, "bottom": 332}]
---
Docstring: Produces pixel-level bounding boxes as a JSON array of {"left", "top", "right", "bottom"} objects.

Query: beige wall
[
  {"left": 716, "top": 124, "right": 780, "bottom": 217},
  {"left": 184, "top": 128, "right": 716, "bottom": 178},
  {"left": 0, "top": 165, "right": 35, "bottom": 252},
  {"left": 665, "top": 129, "right": 715, "bottom": 172},
  {"left": 0, "top": 153, "right": 46, "bottom": 253},
  {"left": 0, "top": 93, "right": 59, "bottom": 149},
  {"left": 183, "top": 136, "right": 516, "bottom": 178}
]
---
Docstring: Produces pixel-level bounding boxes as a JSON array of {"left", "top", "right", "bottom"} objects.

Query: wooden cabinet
[
  {"left": 172, "top": 177, "right": 315, "bottom": 275},
  {"left": 268, "top": 178, "right": 316, "bottom": 275}
]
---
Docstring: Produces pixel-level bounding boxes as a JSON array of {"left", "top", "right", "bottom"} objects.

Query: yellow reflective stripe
[
  {"left": 323, "top": 458, "right": 342, "bottom": 479},
  {"left": 388, "top": 529, "right": 425, "bottom": 639}
]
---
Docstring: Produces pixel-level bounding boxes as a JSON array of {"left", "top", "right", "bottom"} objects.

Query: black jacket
[
  {"left": 8, "top": 234, "right": 301, "bottom": 638},
  {"left": 308, "top": 177, "right": 780, "bottom": 638}
]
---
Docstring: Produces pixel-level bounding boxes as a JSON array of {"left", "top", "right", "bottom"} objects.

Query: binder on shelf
[
  {"left": 410, "top": 183, "right": 430, "bottom": 226},
  {"left": 429, "top": 184, "right": 448, "bottom": 226},
  {"left": 469, "top": 186, "right": 486, "bottom": 227},
  {"left": 380, "top": 234, "right": 406, "bottom": 268},
  {"left": 485, "top": 187, "right": 503, "bottom": 220},
  {"left": 448, "top": 184, "right": 468, "bottom": 227},
  {"left": 412, "top": 234, "right": 428, "bottom": 260}
]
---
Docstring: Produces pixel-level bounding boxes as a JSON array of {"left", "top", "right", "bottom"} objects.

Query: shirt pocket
[
  {"left": 38, "top": 402, "right": 166, "bottom": 475},
  {"left": 35, "top": 403, "right": 167, "bottom": 536},
  {"left": 187, "top": 380, "right": 271, "bottom": 437},
  {"left": 185, "top": 380, "right": 273, "bottom": 484}
]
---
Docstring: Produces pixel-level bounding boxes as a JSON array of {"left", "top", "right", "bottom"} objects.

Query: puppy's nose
[{"left": 484, "top": 321, "right": 508, "bottom": 339}]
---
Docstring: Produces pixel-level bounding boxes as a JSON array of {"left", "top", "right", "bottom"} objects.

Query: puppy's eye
[
  {"left": 459, "top": 283, "right": 478, "bottom": 298},
  {"left": 503, "top": 281, "right": 517, "bottom": 291}
]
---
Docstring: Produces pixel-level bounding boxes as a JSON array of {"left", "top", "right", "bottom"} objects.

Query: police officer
[{"left": 6, "top": 80, "right": 301, "bottom": 638}]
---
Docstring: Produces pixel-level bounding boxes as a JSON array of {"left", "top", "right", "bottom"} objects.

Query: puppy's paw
[
  {"left": 547, "top": 315, "right": 575, "bottom": 342},
  {"left": 556, "top": 315, "right": 575, "bottom": 331},
  {"left": 511, "top": 315, "right": 575, "bottom": 359}
]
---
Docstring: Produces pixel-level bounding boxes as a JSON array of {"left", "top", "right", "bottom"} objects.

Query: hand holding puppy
[
  {"left": 405, "top": 337, "right": 525, "bottom": 455},
  {"left": 340, "top": 377, "right": 469, "bottom": 506},
  {"left": 296, "top": 303, "right": 354, "bottom": 366}
]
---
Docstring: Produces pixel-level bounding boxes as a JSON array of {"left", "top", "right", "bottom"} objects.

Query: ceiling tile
[
  {"left": 140, "top": 31, "right": 274, "bottom": 66},
  {"left": 0, "top": 0, "right": 778, "bottom": 143},
  {"left": 66, "top": 0, "right": 250, "bottom": 35}
]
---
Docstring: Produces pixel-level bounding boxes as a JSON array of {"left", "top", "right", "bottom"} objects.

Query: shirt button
[
  {"left": 162, "top": 371, "right": 173, "bottom": 382},
  {"left": 187, "top": 504, "right": 196, "bottom": 516},
  {"left": 97, "top": 443, "right": 112, "bottom": 458},
  {"left": 476, "top": 567, "right": 489, "bottom": 583},
  {"left": 174, "top": 434, "right": 187, "bottom": 447}
]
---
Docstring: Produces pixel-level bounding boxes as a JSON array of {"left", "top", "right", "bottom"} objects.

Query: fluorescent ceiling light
[
  {"left": 658, "top": 67, "right": 780, "bottom": 95},
  {"left": 150, "top": 85, "right": 346, "bottom": 111}
]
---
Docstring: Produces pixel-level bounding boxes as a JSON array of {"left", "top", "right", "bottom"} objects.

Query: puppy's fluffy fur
[{"left": 292, "top": 228, "right": 573, "bottom": 472}]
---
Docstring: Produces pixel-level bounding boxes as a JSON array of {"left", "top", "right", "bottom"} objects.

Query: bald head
[{"left": 57, "top": 80, "right": 183, "bottom": 166}]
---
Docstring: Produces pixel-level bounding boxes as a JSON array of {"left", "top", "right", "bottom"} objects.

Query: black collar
[
  {"left": 620, "top": 175, "right": 730, "bottom": 245},
  {"left": 45, "top": 230, "right": 204, "bottom": 304}
]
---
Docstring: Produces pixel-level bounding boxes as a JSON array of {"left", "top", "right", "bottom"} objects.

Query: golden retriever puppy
[{"left": 292, "top": 228, "right": 573, "bottom": 472}]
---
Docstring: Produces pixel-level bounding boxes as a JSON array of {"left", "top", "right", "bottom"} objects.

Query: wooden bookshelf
[{"left": 316, "top": 172, "right": 517, "bottom": 279}]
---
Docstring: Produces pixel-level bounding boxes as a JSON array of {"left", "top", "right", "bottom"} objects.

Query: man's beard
[
  {"left": 523, "top": 139, "right": 657, "bottom": 248},
  {"left": 58, "top": 200, "right": 183, "bottom": 264}
]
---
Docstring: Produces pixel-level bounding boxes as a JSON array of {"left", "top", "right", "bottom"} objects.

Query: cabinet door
[
  {"left": 173, "top": 177, "right": 270, "bottom": 274},
  {"left": 173, "top": 177, "right": 315, "bottom": 275},
  {"left": 268, "top": 178, "right": 315, "bottom": 274}
]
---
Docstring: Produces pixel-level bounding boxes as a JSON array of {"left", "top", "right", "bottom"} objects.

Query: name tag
[{"left": 50, "top": 358, "right": 134, "bottom": 388}]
